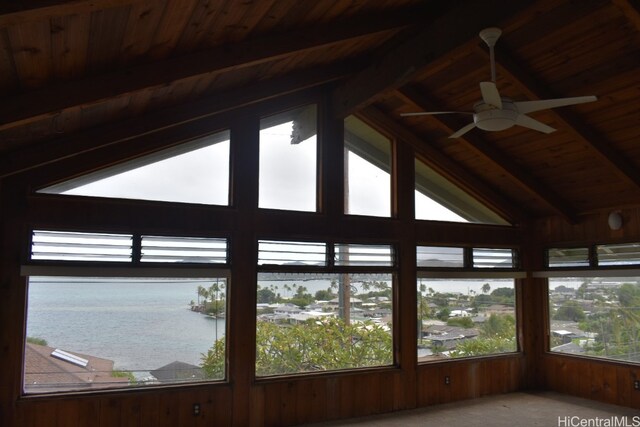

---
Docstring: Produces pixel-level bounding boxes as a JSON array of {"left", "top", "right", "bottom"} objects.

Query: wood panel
[
  {"left": 416, "top": 356, "right": 524, "bottom": 407},
  {"left": 542, "top": 355, "right": 640, "bottom": 408},
  {"left": 257, "top": 371, "right": 407, "bottom": 427},
  {"left": 6, "top": 19, "right": 51, "bottom": 88},
  {"left": 147, "top": 0, "right": 199, "bottom": 59},
  {"left": 50, "top": 12, "right": 90, "bottom": 80},
  {"left": 86, "top": 6, "right": 131, "bottom": 74},
  {"left": 120, "top": 0, "right": 167, "bottom": 64},
  {"left": 535, "top": 207, "right": 640, "bottom": 244}
]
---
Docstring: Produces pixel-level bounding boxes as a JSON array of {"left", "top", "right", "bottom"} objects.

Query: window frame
[
  {"left": 416, "top": 244, "right": 524, "bottom": 364},
  {"left": 21, "top": 227, "right": 232, "bottom": 395},
  {"left": 254, "top": 238, "right": 398, "bottom": 380},
  {"left": 544, "top": 273, "right": 640, "bottom": 366}
]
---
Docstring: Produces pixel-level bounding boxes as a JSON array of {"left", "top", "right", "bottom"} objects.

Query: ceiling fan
[{"left": 401, "top": 27, "right": 597, "bottom": 138}]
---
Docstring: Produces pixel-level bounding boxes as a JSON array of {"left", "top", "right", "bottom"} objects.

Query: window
[
  {"left": 548, "top": 276, "right": 640, "bottom": 363},
  {"left": 23, "top": 230, "right": 230, "bottom": 394},
  {"left": 417, "top": 277, "right": 518, "bottom": 362},
  {"left": 416, "top": 245, "right": 519, "bottom": 270},
  {"left": 547, "top": 247, "right": 590, "bottom": 268},
  {"left": 415, "top": 158, "right": 509, "bottom": 225},
  {"left": 256, "top": 240, "right": 395, "bottom": 377},
  {"left": 25, "top": 275, "right": 228, "bottom": 394},
  {"left": 473, "top": 248, "right": 516, "bottom": 269},
  {"left": 31, "top": 230, "right": 133, "bottom": 262},
  {"left": 39, "top": 130, "right": 231, "bottom": 206},
  {"left": 596, "top": 243, "right": 640, "bottom": 266},
  {"left": 344, "top": 116, "right": 391, "bottom": 217},
  {"left": 259, "top": 105, "right": 317, "bottom": 212},
  {"left": 417, "top": 246, "right": 464, "bottom": 268},
  {"left": 547, "top": 242, "right": 640, "bottom": 269},
  {"left": 416, "top": 245, "right": 521, "bottom": 362}
]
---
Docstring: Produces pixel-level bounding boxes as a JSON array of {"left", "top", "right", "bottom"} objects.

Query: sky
[{"left": 61, "top": 121, "right": 465, "bottom": 222}]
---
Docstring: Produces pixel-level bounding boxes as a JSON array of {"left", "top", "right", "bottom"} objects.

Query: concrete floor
[{"left": 307, "top": 392, "right": 640, "bottom": 427}]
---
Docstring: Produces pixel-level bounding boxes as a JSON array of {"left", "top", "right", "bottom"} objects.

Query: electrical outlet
[
  {"left": 444, "top": 376, "right": 451, "bottom": 385},
  {"left": 193, "top": 403, "right": 201, "bottom": 416},
  {"left": 634, "top": 380, "right": 640, "bottom": 391}
]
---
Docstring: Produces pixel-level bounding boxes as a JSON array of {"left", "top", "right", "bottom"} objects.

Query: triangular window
[
  {"left": 415, "top": 157, "right": 508, "bottom": 225},
  {"left": 344, "top": 116, "right": 391, "bottom": 217},
  {"left": 38, "top": 130, "right": 230, "bottom": 206}
]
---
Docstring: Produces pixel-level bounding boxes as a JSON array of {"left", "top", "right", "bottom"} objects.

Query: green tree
[
  {"left": 490, "top": 287, "right": 514, "bottom": 298},
  {"left": 481, "top": 283, "right": 491, "bottom": 294},
  {"left": 205, "top": 299, "right": 226, "bottom": 316},
  {"left": 111, "top": 369, "right": 136, "bottom": 383},
  {"left": 481, "top": 314, "right": 515, "bottom": 338},
  {"left": 553, "top": 301, "right": 586, "bottom": 322},
  {"left": 201, "top": 318, "right": 392, "bottom": 378},
  {"left": 436, "top": 307, "right": 451, "bottom": 321},
  {"left": 257, "top": 288, "right": 277, "bottom": 303},
  {"left": 197, "top": 285, "right": 208, "bottom": 306},
  {"left": 449, "top": 336, "right": 516, "bottom": 357},
  {"left": 200, "top": 337, "right": 226, "bottom": 380},
  {"left": 618, "top": 283, "right": 640, "bottom": 307},
  {"left": 315, "top": 289, "right": 335, "bottom": 301},
  {"left": 447, "top": 316, "right": 474, "bottom": 328},
  {"left": 289, "top": 285, "right": 314, "bottom": 308},
  {"left": 26, "top": 336, "right": 47, "bottom": 346}
]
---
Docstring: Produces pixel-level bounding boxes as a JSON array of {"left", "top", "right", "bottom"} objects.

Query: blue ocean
[{"left": 26, "top": 277, "right": 226, "bottom": 377}]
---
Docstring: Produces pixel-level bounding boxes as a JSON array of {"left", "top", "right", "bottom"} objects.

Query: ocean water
[
  {"left": 26, "top": 276, "right": 517, "bottom": 377},
  {"left": 26, "top": 277, "right": 226, "bottom": 376}
]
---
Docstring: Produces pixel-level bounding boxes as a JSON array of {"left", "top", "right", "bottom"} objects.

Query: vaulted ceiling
[{"left": 1, "top": 0, "right": 639, "bottom": 225}]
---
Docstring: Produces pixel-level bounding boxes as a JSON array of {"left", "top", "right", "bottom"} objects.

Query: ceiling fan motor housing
[{"left": 473, "top": 100, "right": 518, "bottom": 131}]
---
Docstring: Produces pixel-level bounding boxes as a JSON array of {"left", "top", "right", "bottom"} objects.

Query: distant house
[
  {"left": 273, "top": 304, "right": 303, "bottom": 316},
  {"left": 449, "top": 309, "right": 470, "bottom": 317},
  {"left": 329, "top": 297, "right": 363, "bottom": 307},
  {"left": 24, "top": 343, "right": 128, "bottom": 393},
  {"left": 423, "top": 325, "right": 479, "bottom": 349},
  {"left": 150, "top": 361, "right": 204, "bottom": 382}
]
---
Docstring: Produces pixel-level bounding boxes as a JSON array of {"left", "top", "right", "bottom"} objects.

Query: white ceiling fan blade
[
  {"left": 448, "top": 122, "right": 476, "bottom": 138},
  {"left": 401, "top": 111, "right": 473, "bottom": 117},
  {"left": 514, "top": 95, "right": 597, "bottom": 114},
  {"left": 479, "top": 82, "right": 502, "bottom": 109},
  {"left": 515, "top": 114, "right": 556, "bottom": 134}
]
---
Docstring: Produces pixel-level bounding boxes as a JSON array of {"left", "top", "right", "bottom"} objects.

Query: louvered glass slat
[
  {"left": 334, "top": 244, "right": 394, "bottom": 267},
  {"left": 473, "top": 248, "right": 514, "bottom": 268},
  {"left": 31, "top": 230, "right": 132, "bottom": 262},
  {"left": 547, "top": 247, "right": 590, "bottom": 268},
  {"left": 416, "top": 246, "right": 464, "bottom": 268},
  {"left": 141, "top": 236, "right": 227, "bottom": 264},
  {"left": 597, "top": 243, "right": 640, "bottom": 266},
  {"left": 258, "top": 240, "right": 326, "bottom": 266}
]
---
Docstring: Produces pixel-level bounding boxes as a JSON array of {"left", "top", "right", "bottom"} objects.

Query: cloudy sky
[{"left": 62, "top": 121, "right": 463, "bottom": 222}]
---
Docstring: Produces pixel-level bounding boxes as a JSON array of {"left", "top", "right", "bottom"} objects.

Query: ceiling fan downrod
[{"left": 479, "top": 27, "right": 502, "bottom": 83}]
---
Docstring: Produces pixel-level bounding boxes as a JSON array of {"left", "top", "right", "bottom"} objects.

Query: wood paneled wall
[{"left": 533, "top": 208, "right": 640, "bottom": 408}]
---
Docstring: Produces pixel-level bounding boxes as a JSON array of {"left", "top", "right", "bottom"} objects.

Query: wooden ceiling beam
[
  {"left": 330, "top": 0, "right": 537, "bottom": 119},
  {"left": 0, "top": 0, "right": 140, "bottom": 27},
  {"left": 0, "top": 7, "right": 423, "bottom": 132},
  {"left": 0, "top": 61, "right": 357, "bottom": 179},
  {"left": 395, "top": 85, "right": 579, "bottom": 224},
  {"left": 610, "top": 0, "right": 640, "bottom": 32},
  {"left": 358, "top": 105, "right": 528, "bottom": 225},
  {"left": 488, "top": 44, "right": 640, "bottom": 192}
]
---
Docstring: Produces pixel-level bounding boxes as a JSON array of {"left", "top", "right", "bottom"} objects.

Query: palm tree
[
  {"left": 482, "top": 283, "right": 491, "bottom": 294},
  {"left": 197, "top": 285, "right": 205, "bottom": 305}
]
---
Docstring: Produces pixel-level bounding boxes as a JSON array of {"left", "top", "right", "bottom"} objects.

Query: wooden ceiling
[{"left": 1, "top": 0, "right": 640, "bottom": 225}]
